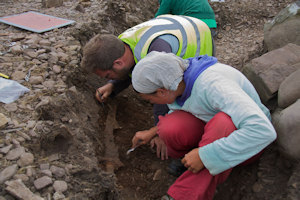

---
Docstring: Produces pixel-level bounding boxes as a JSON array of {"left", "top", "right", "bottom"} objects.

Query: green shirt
[{"left": 155, "top": 0, "right": 217, "bottom": 28}]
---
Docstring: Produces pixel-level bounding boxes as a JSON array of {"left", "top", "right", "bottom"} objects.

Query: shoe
[
  {"left": 161, "top": 194, "right": 174, "bottom": 200},
  {"left": 167, "top": 159, "right": 187, "bottom": 177}
]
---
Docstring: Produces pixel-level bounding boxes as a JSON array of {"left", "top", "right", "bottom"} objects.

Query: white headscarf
[{"left": 132, "top": 51, "right": 189, "bottom": 94}]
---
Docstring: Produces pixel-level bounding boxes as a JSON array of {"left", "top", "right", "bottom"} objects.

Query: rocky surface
[{"left": 0, "top": 0, "right": 299, "bottom": 200}]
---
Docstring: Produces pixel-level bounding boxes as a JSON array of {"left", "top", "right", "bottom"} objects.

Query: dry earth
[{"left": 0, "top": 0, "right": 298, "bottom": 200}]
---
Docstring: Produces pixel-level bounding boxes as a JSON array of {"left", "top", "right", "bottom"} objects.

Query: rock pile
[{"left": 242, "top": 1, "right": 300, "bottom": 162}]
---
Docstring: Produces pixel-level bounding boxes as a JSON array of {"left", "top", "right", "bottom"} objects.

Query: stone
[
  {"left": 53, "top": 180, "right": 68, "bottom": 193},
  {"left": 278, "top": 68, "right": 300, "bottom": 108},
  {"left": 53, "top": 192, "right": 65, "bottom": 200},
  {"left": 242, "top": 43, "right": 300, "bottom": 104},
  {"left": 52, "top": 65, "right": 61, "bottom": 74},
  {"left": 5, "top": 179, "right": 44, "bottom": 200},
  {"left": 26, "top": 120, "right": 36, "bottom": 129},
  {"left": 40, "top": 163, "right": 50, "bottom": 170},
  {"left": 264, "top": 1, "right": 300, "bottom": 51},
  {"left": 11, "top": 71, "right": 26, "bottom": 81},
  {"left": 4, "top": 103, "right": 18, "bottom": 112},
  {"left": 41, "top": 170, "right": 52, "bottom": 177},
  {"left": 17, "top": 152, "right": 34, "bottom": 167},
  {"left": 0, "top": 164, "right": 18, "bottom": 184},
  {"left": 10, "top": 45, "right": 23, "bottom": 54},
  {"left": 13, "top": 174, "right": 29, "bottom": 182},
  {"left": 48, "top": 52, "right": 59, "bottom": 64},
  {"left": 273, "top": 100, "right": 300, "bottom": 159},
  {"left": 12, "top": 139, "right": 20, "bottom": 146},
  {"left": 35, "top": 97, "right": 51, "bottom": 110},
  {"left": 24, "top": 50, "right": 38, "bottom": 58},
  {"left": 43, "top": 80, "right": 56, "bottom": 89},
  {"left": 0, "top": 144, "right": 12, "bottom": 154},
  {"left": 37, "top": 53, "right": 49, "bottom": 60},
  {"left": 34, "top": 176, "right": 53, "bottom": 190},
  {"left": 6, "top": 147, "right": 25, "bottom": 160},
  {"left": 0, "top": 113, "right": 8, "bottom": 129},
  {"left": 29, "top": 76, "right": 44, "bottom": 85},
  {"left": 39, "top": 39, "right": 51, "bottom": 46},
  {"left": 50, "top": 166, "right": 65, "bottom": 178}
]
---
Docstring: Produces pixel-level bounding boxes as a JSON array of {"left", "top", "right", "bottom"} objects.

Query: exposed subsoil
[{"left": 0, "top": 0, "right": 298, "bottom": 200}]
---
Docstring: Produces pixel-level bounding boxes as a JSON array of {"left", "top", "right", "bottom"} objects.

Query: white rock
[
  {"left": 34, "top": 176, "right": 53, "bottom": 190},
  {"left": 0, "top": 164, "right": 18, "bottom": 184},
  {"left": 53, "top": 180, "right": 68, "bottom": 193},
  {"left": 52, "top": 65, "right": 61, "bottom": 74},
  {"left": 6, "top": 147, "right": 25, "bottom": 160},
  {"left": 17, "top": 152, "right": 34, "bottom": 167},
  {"left": 5, "top": 179, "right": 44, "bottom": 200},
  {"left": 29, "top": 76, "right": 44, "bottom": 85}
]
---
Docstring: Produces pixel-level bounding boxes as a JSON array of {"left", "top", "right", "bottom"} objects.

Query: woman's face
[{"left": 139, "top": 89, "right": 177, "bottom": 104}]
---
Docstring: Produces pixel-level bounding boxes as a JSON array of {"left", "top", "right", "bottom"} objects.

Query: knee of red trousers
[
  {"left": 199, "top": 112, "right": 237, "bottom": 147},
  {"left": 157, "top": 110, "right": 205, "bottom": 158}
]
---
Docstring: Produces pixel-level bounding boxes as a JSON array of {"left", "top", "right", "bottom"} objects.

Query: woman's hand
[
  {"left": 132, "top": 126, "right": 158, "bottom": 148},
  {"left": 181, "top": 148, "right": 204, "bottom": 173},
  {"left": 150, "top": 136, "right": 168, "bottom": 160}
]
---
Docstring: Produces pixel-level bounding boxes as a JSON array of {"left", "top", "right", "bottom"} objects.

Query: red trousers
[{"left": 157, "top": 110, "right": 261, "bottom": 200}]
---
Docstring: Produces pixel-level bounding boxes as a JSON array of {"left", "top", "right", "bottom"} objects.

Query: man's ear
[{"left": 112, "top": 58, "right": 124, "bottom": 71}]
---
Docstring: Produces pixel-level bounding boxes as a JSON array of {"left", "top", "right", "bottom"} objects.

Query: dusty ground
[{"left": 0, "top": 0, "right": 298, "bottom": 200}]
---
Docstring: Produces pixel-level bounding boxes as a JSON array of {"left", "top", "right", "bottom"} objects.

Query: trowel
[{"left": 126, "top": 147, "right": 137, "bottom": 155}]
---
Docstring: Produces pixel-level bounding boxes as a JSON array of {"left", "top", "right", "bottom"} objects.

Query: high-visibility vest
[{"left": 118, "top": 14, "right": 213, "bottom": 63}]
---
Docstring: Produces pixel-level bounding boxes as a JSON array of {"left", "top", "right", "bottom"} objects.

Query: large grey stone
[
  {"left": 272, "top": 100, "right": 300, "bottom": 160},
  {"left": 242, "top": 43, "right": 300, "bottom": 105},
  {"left": 5, "top": 179, "right": 44, "bottom": 200},
  {"left": 278, "top": 67, "right": 300, "bottom": 108},
  {"left": 0, "top": 164, "right": 18, "bottom": 184},
  {"left": 264, "top": 1, "right": 300, "bottom": 51},
  {"left": 6, "top": 147, "right": 25, "bottom": 160}
]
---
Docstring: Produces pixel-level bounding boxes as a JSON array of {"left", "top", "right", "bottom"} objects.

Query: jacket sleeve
[{"left": 108, "top": 78, "right": 131, "bottom": 97}]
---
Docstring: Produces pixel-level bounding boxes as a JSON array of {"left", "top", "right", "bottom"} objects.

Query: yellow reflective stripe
[{"left": 189, "top": 17, "right": 212, "bottom": 56}]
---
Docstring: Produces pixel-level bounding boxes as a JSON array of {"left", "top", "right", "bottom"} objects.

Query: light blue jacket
[{"left": 168, "top": 63, "right": 277, "bottom": 175}]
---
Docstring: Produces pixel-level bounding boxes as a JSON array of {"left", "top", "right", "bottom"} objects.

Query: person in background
[
  {"left": 155, "top": 0, "right": 217, "bottom": 36},
  {"left": 130, "top": 51, "right": 276, "bottom": 200}
]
